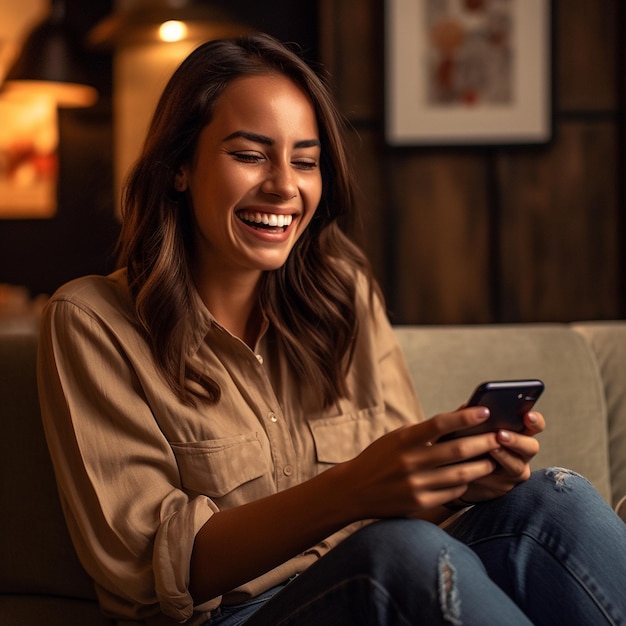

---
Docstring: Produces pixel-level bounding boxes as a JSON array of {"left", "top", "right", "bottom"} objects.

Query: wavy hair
[{"left": 117, "top": 33, "right": 377, "bottom": 407}]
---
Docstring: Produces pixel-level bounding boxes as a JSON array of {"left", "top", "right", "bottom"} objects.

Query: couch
[{"left": 1, "top": 317, "right": 625, "bottom": 625}]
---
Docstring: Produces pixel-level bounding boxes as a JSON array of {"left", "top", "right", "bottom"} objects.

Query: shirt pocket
[
  {"left": 170, "top": 432, "right": 268, "bottom": 498},
  {"left": 308, "top": 405, "right": 388, "bottom": 464}
]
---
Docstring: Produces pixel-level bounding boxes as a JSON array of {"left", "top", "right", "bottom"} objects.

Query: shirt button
[
  {"left": 255, "top": 353, "right": 264, "bottom": 364},
  {"left": 268, "top": 412, "right": 278, "bottom": 423},
  {"left": 283, "top": 465, "right": 293, "bottom": 476}
]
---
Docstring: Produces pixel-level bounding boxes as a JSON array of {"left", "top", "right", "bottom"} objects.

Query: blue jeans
[{"left": 206, "top": 469, "right": 626, "bottom": 625}]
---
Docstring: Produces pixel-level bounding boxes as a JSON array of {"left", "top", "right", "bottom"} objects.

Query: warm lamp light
[
  {"left": 0, "top": 91, "right": 58, "bottom": 219},
  {"left": 159, "top": 20, "right": 188, "bottom": 43},
  {"left": 88, "top": 0, "right": 248, "bottom": 49},
  {"left": 2, "top": 0, "right": 97, "bottom": 108}
]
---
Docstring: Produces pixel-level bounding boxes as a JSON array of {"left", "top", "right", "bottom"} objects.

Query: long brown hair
[{"left": 117, "top": 33, "right": 376, "bottom": 407}]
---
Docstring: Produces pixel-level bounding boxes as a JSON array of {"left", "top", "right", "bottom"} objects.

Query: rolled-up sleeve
[{"left": 38, "top": 297, "right": 219, "bottom": 622}]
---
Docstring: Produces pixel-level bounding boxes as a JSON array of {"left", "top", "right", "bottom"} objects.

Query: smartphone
[{"left": 440, "top": 379, "right": 544, "bottom": 441}]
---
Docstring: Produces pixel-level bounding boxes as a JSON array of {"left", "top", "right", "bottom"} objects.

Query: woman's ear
[{"left": 174, "top": 169, "right": 189, "bottom": 192}]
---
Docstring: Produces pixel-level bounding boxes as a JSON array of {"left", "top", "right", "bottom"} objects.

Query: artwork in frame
[{"left": 385, "top": 0, "right": 552, "bottom": 146}]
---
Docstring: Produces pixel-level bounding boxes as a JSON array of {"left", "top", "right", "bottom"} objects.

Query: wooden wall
[
  {"left": 320, "top": 0, "right": 625, "bottom": 325},
  {"left": 1, "top": 0, "right": 622, "bottom": 324}
]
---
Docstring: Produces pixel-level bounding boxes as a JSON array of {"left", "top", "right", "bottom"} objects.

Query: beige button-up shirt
[{"left": 37, "top": 269, "right": 424, "bottom": 625}]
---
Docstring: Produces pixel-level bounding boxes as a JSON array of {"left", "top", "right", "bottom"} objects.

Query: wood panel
[
  {"left": 319, "top": 0, "right": 384, "bottom": 120},
  {"left": 344, "top": 129, "right": 389, "bottom": 286},
  {"left": 496, "top": 121, "right": 620, "bottom": 322},
  {"left": 389, "top": 153, "right": 491, "bottom": 324},
  {"left": 555, "top": 0, "right": 618, "bottom": 111}
]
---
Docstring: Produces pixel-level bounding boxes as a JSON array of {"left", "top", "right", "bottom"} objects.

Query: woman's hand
[
  {"left": 337, "top": 407, "right": 504, "bottom": 520},
  {"left": 337, "top": 408, "right": 545, "bottom": 521},
  {"left": 457, "top": 410, "right": 545, "bottom": 505}
]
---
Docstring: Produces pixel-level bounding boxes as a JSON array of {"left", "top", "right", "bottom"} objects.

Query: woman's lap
[
  {"left": 206, "top": 469, "right": 626, "bottom": 626},
  {"left": 228, "top": 517, "right": 532, "bottom": 626}
]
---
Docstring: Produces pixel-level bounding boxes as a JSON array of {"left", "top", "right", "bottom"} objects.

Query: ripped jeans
[{"left": 206, "top": 469, "right": 626, "bottom": 625}]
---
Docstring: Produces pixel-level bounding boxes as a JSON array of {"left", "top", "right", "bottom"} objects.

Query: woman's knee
[
  {"left": 351, "top": 519, "right": 451, "bottom": 561},
  {"left": 328, "top": 519, "right": 487, "bottom": 624},
  {"left": 512, "top": 468, "right": 606, "bottom": 514},
  {"left": 344, "top": 518, "right": 482, "bottom": 583},
  {"left": 480, "top": 467, "right": 620, "bottom": 540}
]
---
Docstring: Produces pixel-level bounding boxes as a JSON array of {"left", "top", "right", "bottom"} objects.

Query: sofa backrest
[
  {"left": 0, "top": 331, "right": 98, "bottom": 601},
  {"left": 394, "top": 324, "right": 612, "bottom": 504}
]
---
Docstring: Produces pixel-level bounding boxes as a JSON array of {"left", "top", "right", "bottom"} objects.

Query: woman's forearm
[{"left": 189, "top": 461, "right": 356, "bottom": 603}]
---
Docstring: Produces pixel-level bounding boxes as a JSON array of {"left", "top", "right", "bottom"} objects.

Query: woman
[{"left": 38, "top": 33, "right": 626, "bottom": 625}]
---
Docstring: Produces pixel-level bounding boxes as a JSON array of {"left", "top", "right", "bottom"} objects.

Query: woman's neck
[{"left": 195, "top": 270, "right": 263, "bottom": 348}]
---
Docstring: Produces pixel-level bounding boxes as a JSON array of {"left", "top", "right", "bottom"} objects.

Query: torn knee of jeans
[
  {"left": 438, "top": 548, "right": 462, "bottom": 625},
  {"left": 545, "top": 467, "right": 577, "bottom": 491}
]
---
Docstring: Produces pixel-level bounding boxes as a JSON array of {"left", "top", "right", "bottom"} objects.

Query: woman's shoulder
[{"left": 44, "top": 269, "right": 134, "bottom": 326}]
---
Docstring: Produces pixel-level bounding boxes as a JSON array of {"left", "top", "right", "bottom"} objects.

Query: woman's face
[{"left": 179, "top": 73, "right": 323, "bottom": 285}]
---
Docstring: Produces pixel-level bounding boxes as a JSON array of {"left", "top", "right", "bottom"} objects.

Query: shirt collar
[{"left": 186, "top": 285, "right": 270, "bottom": 356}]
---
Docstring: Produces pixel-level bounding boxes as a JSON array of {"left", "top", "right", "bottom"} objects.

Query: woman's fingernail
[
  {"left": 527, "top": 412, "right": 538, "bottom": 425},
  {"left": 476, "top": 407, "right": 490, "bottom": 420},
  {"left": 498, "top": 430, "right": 511, "bottom": 442}
]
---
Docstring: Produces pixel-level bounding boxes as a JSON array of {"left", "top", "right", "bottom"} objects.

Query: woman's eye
[
  {"left": 231, "top": 152, "right": 263, "bottom": 163},
  {"left": 293, "top": 160, "right": 318, "bottom": 170}
]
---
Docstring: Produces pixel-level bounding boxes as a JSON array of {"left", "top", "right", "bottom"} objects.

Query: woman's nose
[{"left": 261, "top": 163, "right": 298, "bottom": 200}]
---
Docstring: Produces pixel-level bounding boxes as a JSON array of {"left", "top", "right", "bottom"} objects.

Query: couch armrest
[{"left": 573, "top": 322, "right": 626, "bottom": 509}]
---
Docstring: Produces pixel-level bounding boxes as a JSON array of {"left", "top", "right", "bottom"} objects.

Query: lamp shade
[{"left": 4, "top": 0, "right": 97, "bottom": 108}]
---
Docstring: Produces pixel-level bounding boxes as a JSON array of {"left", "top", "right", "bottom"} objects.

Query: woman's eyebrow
[
  {"left": 222, "top": 130, "right": 320, "bottom": 149},
  {"left": 295, "top": 138, "right": 321, "bottom": 149},
  {"left": 223, "top": 130, "right": 273, "bottom": 145}
]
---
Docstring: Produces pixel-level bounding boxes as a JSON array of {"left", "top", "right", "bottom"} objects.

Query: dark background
[{"left": 1, "top": 0, "right": 624, "bottom": 326}]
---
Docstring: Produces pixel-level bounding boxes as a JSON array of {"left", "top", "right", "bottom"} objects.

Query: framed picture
[{"left": 385, "top": 0, "right": 552, "bottom": 146}]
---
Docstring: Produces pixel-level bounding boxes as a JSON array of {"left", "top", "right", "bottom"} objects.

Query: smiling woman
[
  {"left": 175, "top": 73, "right": 323, "bottom": 311},
  {"left": 36, "top": 32, "right": 626, "bottom": 626}
]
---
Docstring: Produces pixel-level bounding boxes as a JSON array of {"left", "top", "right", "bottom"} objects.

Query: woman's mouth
[{"left": 236, "top": 210, "right": 294, "bottom": 231}]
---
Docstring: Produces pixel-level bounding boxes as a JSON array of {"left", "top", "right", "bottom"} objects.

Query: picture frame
[{"left": 385, "top": 0, "right": 552, "bottom": 146}]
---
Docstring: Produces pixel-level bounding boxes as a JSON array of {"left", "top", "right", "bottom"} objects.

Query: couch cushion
[
  {"left": 572, "top": 322, "right": 626, "bottom": 508},
  {"left": 0, "top": 594, "right": 111, "bottom": 625},
  {"left": 0, "top": 331, "right": 97, "bottom": 600},
  {"left": 393, "top": 324, "right": 612, "bottom": 503}
]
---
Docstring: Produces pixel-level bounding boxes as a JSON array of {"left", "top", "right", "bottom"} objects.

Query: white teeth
[{"left": 238, "top": 211, "right": 293, "bottom": 227}]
